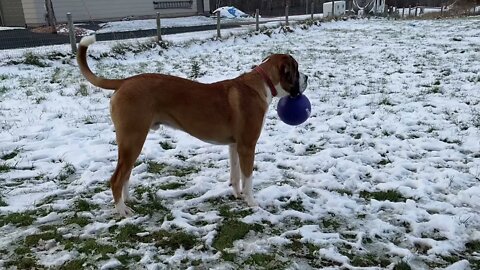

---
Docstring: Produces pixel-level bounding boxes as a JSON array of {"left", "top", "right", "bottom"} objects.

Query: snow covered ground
[
  {"left": 0, "top": 16, "right": 479, "bottom": 269},
  {"left": 96, "top": 14, "right": 321, "bottom": 34}
]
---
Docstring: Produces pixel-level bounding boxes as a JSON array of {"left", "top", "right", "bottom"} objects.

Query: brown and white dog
[{"left": 77, "top": 36, "right": 308, "bottom": 216}]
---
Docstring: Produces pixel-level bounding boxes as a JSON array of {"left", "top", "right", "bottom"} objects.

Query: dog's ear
[{"left": 282, "top": 60, "right": 298, "bottom": 85}]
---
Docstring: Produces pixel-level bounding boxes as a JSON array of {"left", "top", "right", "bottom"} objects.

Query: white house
[
  {"left": 323, "top": 1, "right": 346, "bottom": 17},
  {"left": 0, "top": 0, "right": 210, "bottom": 27}
]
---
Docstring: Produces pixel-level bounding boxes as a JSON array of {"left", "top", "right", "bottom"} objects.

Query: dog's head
[{"left": 259, "top": 54, "right": 308, "bottom": 97}]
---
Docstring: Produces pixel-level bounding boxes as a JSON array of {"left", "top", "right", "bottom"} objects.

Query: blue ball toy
[{"left": 277, "top": 94, "right": 311, "bottom": 125}]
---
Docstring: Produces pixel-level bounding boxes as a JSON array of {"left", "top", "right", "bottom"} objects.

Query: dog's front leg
[
  {"left": 237, "top": 144, "right": 258, "bottom": 207},
  {"left": 229, "top": 144, "right": 242, "bottom": 198}
]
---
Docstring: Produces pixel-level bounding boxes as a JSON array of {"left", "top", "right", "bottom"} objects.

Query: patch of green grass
[
  {"left": 159, "top": 141, "right": 175, "bottom": 150},
  {"left": 439, "top": 137, "right": 462, "bottom": 145},
  {"left": 111, "top": 43, "right": 130, "bottom": 56},
  {"left": 379, "top": 96, "right": 393, "bottom": 106},
  {"left": 466, "top": 240, "right": 480, "bottom": 253},
  {"left": 332, "top": 189, "right": 353, "bottom": 196},
  {"left": 286, "top": 235, "right": 319, "bottom": 261},
  {"left": 305, "top": 144, "right": 323, "bottom": 155},
  {"left": 152, "top": 230, "right": 198, "bottom": 250},
  {"left": 170, "top": 166, "right": 200, "bottom": 177},
  {"left": 189, "top": 60, "right": 201, "bottom": 79},
  {"left": 360, "top": 190, "right": 407, "bottom": 202},
  {"left": 116, "top": 254, "right": 142, "bottom": 265},
  {"left": 350, "top": 253, "right": 390, "bottom": 267},
  {"left": 212, "top": 219, "right": 253, "bottom": 251},
  {"left": 50, "top": 67, "right": 62, "bottom": 83},
  {"left": 147, "top": 161, "right": 168, "bottom": 174},
  {"left": 0, "top": 212, "right": 35, "bottom": 226},
  {"left": 321, "top": 217, "right": 341, "bottom": 232},
  {"left": 83, "top": 115, "right": 96, "bottom": 125},
  {"left": 221, "top": 251, "right": 237, "bottom": 262},
  {"left": 427, "top": 85, "right": 443, "bottom": 94},
  {"left": 217, "top": 204, "right": 255, "bottom": 220},
  {"left": 378, "top": 158, "right": 392, "bottom": 166},
  {"left": 393, "top": 261, "right": 411, "bottom": 270},
  {"left": 132, "top": 191, "right": 168, "bottom": 216},
  {"left": 175, "top": 154, "right": 188, "bottom": 161},
  {"left": 5, "top": 256, "right": 39, "bottom": 269},
  {"left": 74, "top": 198, "right": 99, "bottom": 212},
  {"left": 159, "top": 182, "right": 185, "bottom": 190},
  {"left": 35, "top": 96, "right": 47, "bottom": 104},
  {"left": 245, "top": 253, "right": 284, "bottom": 268},
  {"left": 134, "top": 185, "right": 149, "bottom": 198},
  {"left": 0, "top": 86, "right": 8, "bottom": 95},
  {"left": 115, "top": 223, "right": 144, "bottom": 242},
  {"left": 23, "top": 52, "right": 48, "bottom": 67},
  {"left": 78, "top": 238, "right": 116, "bottom": 258},
  {"left": 60, "top": 259, "right": 86, "bottom": 270},
  {"left": 284, "top": 199, "right": 305, "bottom": 212},
  {"left": 58, "top": 163, "right": 76, "bottom": 181},
  {"left": 146, "top": 161, "right": 199, "bottom": 177},
  {"left": 14, "top": 246, "right": 31, "bottom": 255},
  {"left": 39, "top": 225, "right": 57, "bottom": 231},
  {"left": 0, "top": 196, "right": 7, "bottom": 207},
  {"left": 0, "top": 163, "right": 12, "bottom": 173},
  {"left": 25, "top": 230, "right": 62, "bottom": 246},
  {"left": 76, "top": 83, "right": 89, "bottom": 96},
  {"left": 1, "top": 149, "right": 19, "bottom": 160},
  {"left": 64, "top": 214, "right": 91, "bottom": 227}
]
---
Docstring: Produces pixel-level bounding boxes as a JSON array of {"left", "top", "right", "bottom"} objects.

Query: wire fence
[{"left": 0, "top": 1, "right": 479, "bottom": 51}]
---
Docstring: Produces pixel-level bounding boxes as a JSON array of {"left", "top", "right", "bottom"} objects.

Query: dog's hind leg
[
  {"left": 229, "top": 144, "right": 241, "bottom": 198},
  {"left": 237, "top": 144, "right": 258, "bottom": 207},
  {"left": 109, "top": 100, "right": 150, "bottom": 216},
  {"left": 110, "top": 128, "right": 148, "bottom": 216}
]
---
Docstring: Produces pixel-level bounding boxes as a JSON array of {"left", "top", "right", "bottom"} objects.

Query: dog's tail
[{"left": 77, "top": 35, "right": 124, "bottom": 90}]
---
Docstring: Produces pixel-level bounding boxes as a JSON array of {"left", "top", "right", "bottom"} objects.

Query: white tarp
[{"left": 213, "top": 6, "right": 250, "bottom": 18}]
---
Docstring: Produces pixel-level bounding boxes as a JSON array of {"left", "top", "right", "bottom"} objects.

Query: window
[{"left": 153, "top": 1, "right": 193, "bottom": 9}]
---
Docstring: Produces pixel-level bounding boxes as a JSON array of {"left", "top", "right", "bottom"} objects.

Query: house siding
[
  {"left": 21, "top": 0, "right": 45, "bottom": 26},
  {"left": 22, "top": 0, "right": 201, "bottom": 26},
  {"left": 0, "top": 0, "right": 26, "bottom": 26}
]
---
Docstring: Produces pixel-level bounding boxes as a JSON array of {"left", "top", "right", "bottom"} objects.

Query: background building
[{"left": 0, "top": 0, "right": 210, "bottom": 27}]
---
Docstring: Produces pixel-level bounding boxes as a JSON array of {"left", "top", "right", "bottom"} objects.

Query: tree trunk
[{"left": 45, "top": 0, "right": 57, "bottom": 34}]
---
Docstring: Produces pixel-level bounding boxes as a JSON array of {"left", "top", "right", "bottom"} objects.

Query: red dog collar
[{"left": 254, "top": 66, "right": 278, "bottom": 97}]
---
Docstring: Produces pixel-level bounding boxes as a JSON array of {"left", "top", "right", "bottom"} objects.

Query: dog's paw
[
  {"left": 245, "top": 196, "right": 258, "bottom": 207},
  {"left": 233, "top": 188, "right": 243, "bottom": 199},
  {"left": 115, "top": 202, "right": 135, "bottom": 217}
]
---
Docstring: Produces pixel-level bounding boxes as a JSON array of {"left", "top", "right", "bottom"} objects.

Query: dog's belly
[{"left": 152, "top": 118, "right": 235, "bottom": 145}]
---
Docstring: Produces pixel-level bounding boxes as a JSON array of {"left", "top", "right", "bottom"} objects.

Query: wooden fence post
[
  {"left": 216, "top": 11, "right": 221, "bottom": 38},
  {"left": 255, "top": 9, "right": 259, "bottom": 31},
  {"left": 286, "top": 5, "right": 289, "bottom": 25},
  {"left": 311, "top": 1, "right": 314, "bottom": 20},
  {"left": 156, "top": 12, "right": 162, "bottom": 42},
  {"left": 331, "top": 0, "right": 335, "bottom": 18},
  {"left": 67, "top": 13, "right": 76, "bottom": 54}
]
